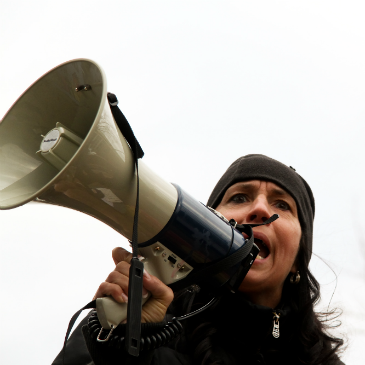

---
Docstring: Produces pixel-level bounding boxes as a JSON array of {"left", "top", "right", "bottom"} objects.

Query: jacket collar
[{"left": 215, "top": 291, "right": 294, "bottom": 342}]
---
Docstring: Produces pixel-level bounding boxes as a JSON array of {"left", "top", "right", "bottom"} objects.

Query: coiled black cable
[{"left": 87, "top": 296, "right": 218, "bottom": 351}]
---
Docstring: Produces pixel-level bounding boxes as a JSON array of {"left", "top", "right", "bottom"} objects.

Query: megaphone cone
[
  {"left": 0, "top": 59, "right": 178, "bottom": 243},
  {"left": 0, "top": 59, "right": 258, "bottom": 339}
]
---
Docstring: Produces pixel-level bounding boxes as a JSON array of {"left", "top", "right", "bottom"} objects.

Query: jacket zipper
[{"left": 272, "top": 311, "right": 281, "bottom": 338}]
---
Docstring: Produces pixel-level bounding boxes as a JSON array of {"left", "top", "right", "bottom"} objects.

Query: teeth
[{"left": 257, "top": 255, "right": 264, "bottom": 259}]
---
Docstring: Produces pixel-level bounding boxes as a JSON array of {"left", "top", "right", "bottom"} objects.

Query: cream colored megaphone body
[{"left": 0, "top": 59, "right": 255, "bottom": 331}]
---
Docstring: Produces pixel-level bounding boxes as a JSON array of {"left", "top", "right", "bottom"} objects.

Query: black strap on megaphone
[
  {"left": 107, "top": 93, "right": 145, "bottom": 356},
  {"left": 61, "top": 300, "right": 96, "bottom": 364},
  {"left": 60, "top": 94, "right": 145, "bottom": 362},
  {"left": 107, "top": 93, "right": 144, "bottom": 159}
]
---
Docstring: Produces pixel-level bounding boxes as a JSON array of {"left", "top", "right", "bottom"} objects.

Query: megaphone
[{"left": 0, "top": 59, "right": 260, "bottom": 337}]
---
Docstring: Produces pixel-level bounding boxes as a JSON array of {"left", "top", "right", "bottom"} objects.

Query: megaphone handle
[{"left": 96, "top": 294, "right": 150, "bottom": 330}]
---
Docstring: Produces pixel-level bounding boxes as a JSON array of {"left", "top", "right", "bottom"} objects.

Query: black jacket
[{"left": 52, "top": 293, "right": 345, "bottom": 365}]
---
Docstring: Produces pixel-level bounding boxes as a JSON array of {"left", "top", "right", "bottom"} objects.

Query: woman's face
[{"left": 215, "top": 180, "right": 301, "bottom": 307}]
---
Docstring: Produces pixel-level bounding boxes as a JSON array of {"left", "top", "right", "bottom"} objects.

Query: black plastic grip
[{"left": 125, "top": 258, "right": 145, "bottom": 356}]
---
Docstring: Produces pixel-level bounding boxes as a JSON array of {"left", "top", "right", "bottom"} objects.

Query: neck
[{"left": 240, "top": 287, "right": 283, "bottom": 308}]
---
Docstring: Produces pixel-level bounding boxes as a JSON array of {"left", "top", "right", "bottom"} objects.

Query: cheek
[
  {"left": 277, "top": 222, "right": 301, "bottom": 264},
  {"left": 215, "top": 205, "right": 229, "bottom": 217},
  {"left": 215, "top": 205, "right": 246, "bottom": 222}
]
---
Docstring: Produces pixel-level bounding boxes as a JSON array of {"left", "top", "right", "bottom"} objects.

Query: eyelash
[
  {"left": 228, "top": 194, "right": 291, "bottom": 212},
  {"left": 228, "top": 194, "right": 248, "bottom": 204},
  {"left": 275, "top": 201, "right": 291, "bottom": 211}
]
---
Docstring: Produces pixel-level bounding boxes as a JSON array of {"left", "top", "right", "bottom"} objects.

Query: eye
[
  {"left": 229, "top": 193, "right": 248, "bottom": 204},
  {"left": 275, "top": 201, "right": 291, "bottom": 211}
]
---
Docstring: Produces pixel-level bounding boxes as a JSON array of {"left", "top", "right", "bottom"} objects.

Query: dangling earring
[{"left": 290, "top": 271, "right": 300, "bottom": 284}]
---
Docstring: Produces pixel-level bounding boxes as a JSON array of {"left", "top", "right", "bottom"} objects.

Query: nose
[{"left": 245, "top": 197, "right": 270, "bottom": 224}]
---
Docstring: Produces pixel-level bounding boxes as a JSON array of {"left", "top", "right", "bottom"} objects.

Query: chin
[{"left": 238, "top": 270, "right": 268, "bottom": 293}]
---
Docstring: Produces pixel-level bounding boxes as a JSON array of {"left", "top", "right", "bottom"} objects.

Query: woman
[{"left": 57, "top": 155, "right": 345, "bottom": 365}]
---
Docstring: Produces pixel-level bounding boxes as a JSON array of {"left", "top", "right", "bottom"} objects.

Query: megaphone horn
[
  {"left": 0, "top": 59, "right": 259, "bottom": 350},
  {"left": 0, "top": 59, "right": 177, "bottom": 242}
]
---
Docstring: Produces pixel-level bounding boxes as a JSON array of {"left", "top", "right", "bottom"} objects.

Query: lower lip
[{"left": 253, "top": 254, "right": 270, "bottom": 264}]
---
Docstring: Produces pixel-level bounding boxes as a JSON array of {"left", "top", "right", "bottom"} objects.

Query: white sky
[{"left": 1, "top": 1, "right": 365, "bottom": 364}]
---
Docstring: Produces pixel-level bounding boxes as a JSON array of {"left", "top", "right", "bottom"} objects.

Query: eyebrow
[
  {"left": 270, "top": 187, "right": 288, "bottom": 197},
  {"left": 229, "top": 182, "right": 256, "bottom": 191},
  {"left": 228, "top": 182, "right": 290, "bottom": 198}
]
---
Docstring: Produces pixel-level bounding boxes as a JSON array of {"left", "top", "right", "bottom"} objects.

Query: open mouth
[{"left": 254, "top": 237, "right": 270, "bottom": 260}]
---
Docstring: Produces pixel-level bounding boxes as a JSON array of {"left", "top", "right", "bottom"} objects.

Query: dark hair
[{"left": 279, "top": 238, "right": 344, "bottom": 365}]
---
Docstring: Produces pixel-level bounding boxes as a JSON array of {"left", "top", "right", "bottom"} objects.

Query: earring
[{"left": 290, "top": 271, "right": 300, "bottom": 284}]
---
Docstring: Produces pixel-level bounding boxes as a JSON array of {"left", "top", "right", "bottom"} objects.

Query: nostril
[{"left": 249, "top": 214, "right": 269, "bottom": 223}]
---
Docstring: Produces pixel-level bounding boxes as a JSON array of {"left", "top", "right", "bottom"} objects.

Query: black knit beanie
[{"left": 207, "top": 154, "right": 315, "bottom": 263}]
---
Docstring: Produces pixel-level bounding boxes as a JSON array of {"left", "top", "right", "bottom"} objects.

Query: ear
[{"left": 290, "top": 259, "right": 298, "bottom": 274}]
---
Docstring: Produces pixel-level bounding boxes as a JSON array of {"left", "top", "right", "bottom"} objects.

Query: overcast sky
[{"left": 1, "top": 1, "right": 365, "bottom": 364}]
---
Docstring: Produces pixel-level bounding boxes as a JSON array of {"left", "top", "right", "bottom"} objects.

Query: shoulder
[
  {"left": 333, "top": 359, "right": 345, "bottom": 365},
  {"left": 152, "top": 347, "right": 191, "bottom": 365},
  {"left": 324, "top": 356, "right": 345, "bottom": 365}
]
